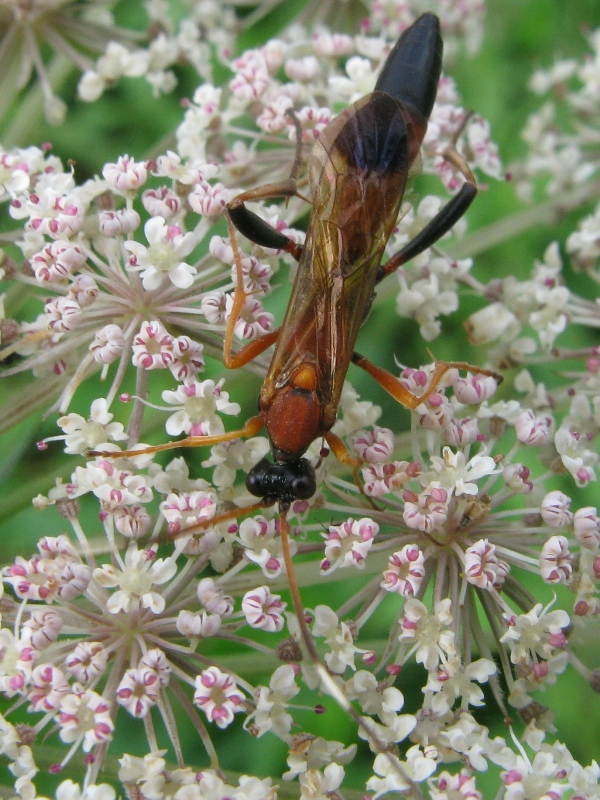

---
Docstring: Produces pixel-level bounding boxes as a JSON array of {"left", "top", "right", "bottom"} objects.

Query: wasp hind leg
[
  {"left": 378, "top": 111, "right": 479, "bottom": 280},
  {"left": 224, "top": 111, "right": 310, "bottom": 367},
  {"left": 226, "top": 109, "right": 307, "bottom": 260}
]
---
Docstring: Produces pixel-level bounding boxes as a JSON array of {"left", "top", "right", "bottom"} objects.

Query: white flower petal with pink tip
[
  {"left": 177, "top": 610, "right": 222, "bottom": 638},
  {"left": 540, "top": 535, "right": 572, "bottom": 584},
  {"left": 197, "top": 577, "right": 234, "bottom": 617},
  {"left": 381, "top": 545, "right": 425, "bottom": 597},
  {"left": 194, "top": 666, "right": 245, "bottom": 729},
  {"left": 117, "top": 667, "right": 161, "bottom": 717},
  {"left": 28, "top": 664, "right": 70, "bottom": 712},
  {"left": 540, "top": 491, "right": 573, "bottom": 527},
  {"left": 574, "top": 507, "right": 600, "bottom": 550},
  {"left": 65, "top": 642, "right": 108, "bottom": 685},
  {"left": 59, "top": 688, "right": 114, "bottom": 751},
  {"left": 162, "top": 379, "right": 240, "bottom": 438},
  {"left": 21, "top": 608, "right": 63, "bottom": 650},
  {"left": 102, "top": 155, "right": 147, "bottom": 192},
  {"left": 242, "top": 586, "right": 287, "bottom": 633},
  {"left": 125, "top": 216, "right": 197, "bottom": 289},
  {"left": 321, "top": 518, "right": 378, "bottom": 575},
  {"left": 352, "top": 427, "right": 394, "bottom": 463},
  {"left": 464, "top": 539, "right": 503, "bottom": 590},
  {"left": 131, "top": 320, "right": 174, "bottom": 370}
]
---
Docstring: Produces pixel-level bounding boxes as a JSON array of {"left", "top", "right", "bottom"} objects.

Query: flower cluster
[
  {"left": 0, "top": 1, "right": 599, "bottom": 799},
  {"left": 0, "top": 1, "right": 499, "bottom": 427},
  {"left": 0, "top": 0, "right": 239, "bottom": 125}
]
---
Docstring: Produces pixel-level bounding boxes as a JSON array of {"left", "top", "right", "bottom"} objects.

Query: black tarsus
[{"left": 377, "top": 182, "right": 477, "bottom": 282}]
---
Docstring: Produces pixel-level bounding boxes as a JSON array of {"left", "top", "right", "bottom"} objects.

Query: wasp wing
[{"left": 265, "top": 93, "right": 426, "bottom": 429}]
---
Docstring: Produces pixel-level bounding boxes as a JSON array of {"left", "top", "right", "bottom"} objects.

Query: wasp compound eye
[{"left": 290, "top": 459, "right": 317, "bottom": 500}]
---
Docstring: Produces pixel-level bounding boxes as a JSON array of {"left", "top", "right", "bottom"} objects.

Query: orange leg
[
  {"left": 351, "top": 352, "right": 501, "bottom": 409},
  {"left": 90, "top": 185, "right": 303, "bottom": 459},
  {"left": 224, "top": 112, "right": 308, "bottom": 262},
  {"left": 154, "top": 499, "right": 269, "bottom": 546},
  {"left": 89, "top": 414, "right": 266, "bottom": 459},
  {"left": 325, "top": 431, "right": 368, "bottom": 499},
  {"left": 222, "top": 119, "right": 311, "bottom": 369},
  {"left": 225, "top": 184, "right": 305, "bottom": 262}
]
